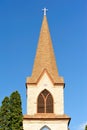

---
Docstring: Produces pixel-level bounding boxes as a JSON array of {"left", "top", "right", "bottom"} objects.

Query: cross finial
[{"left": 42, "top": 8, "right": 48, "bottom": 16}]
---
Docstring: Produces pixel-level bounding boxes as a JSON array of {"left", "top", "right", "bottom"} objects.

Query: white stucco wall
[
  {"left": 27, "top": 72, "right": 64, "bottom": 115},
  {"left": 23, "top": 120, "right": 68, "bottom": 130}
]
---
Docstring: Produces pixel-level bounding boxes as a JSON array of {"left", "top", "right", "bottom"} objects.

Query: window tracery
[{"left": 37, "top": 89, "right": 53, "bottom": 113}]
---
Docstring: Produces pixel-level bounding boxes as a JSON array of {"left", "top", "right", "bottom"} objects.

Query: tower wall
[
  {"left": 27, "top": 73, "right": 64, "bottom": 115},
  {"left": 23, "top": 120, "right": 68, "bottom": 130}
]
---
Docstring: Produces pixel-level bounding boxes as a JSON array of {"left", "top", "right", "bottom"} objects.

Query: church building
[{"left": 23, "top": 8, "right": 71, "bottom": 130}]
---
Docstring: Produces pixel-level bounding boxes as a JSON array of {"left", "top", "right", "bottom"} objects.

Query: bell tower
[{"left": 23, "top": 9, "right": 71, "bottom": 130}]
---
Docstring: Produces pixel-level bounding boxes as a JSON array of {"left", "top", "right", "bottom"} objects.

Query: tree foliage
[
  {"left": 0, "top": 91, "right": 23, "bottom": 130},
  {"left": 85, "top": 125, "right": 87, "bottom": 130},
  {"left": 10, "top": 91, "right": 23, "bottom": 130},
  {"left": 0, "top": 97, "right": 10, "bottom": 130}
]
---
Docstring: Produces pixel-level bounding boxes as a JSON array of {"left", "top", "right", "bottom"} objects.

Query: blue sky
[{"left": 0, "top": 0, "right": 87, "bottom": 130}]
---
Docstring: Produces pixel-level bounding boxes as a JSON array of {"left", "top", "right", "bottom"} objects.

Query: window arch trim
[{"left": 40, "top": 125, "right": 51, "bottom": 130}]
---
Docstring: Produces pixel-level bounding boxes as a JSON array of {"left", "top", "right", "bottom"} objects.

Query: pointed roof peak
[{"left": 26, "top": 14, "right": 64, "bottom": 84}]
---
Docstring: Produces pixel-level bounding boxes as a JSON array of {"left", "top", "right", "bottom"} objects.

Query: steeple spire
[{"left": 27, "top": 15, "right": 64, "bottom": 84}]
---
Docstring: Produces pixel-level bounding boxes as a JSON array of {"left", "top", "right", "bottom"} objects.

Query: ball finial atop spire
[{"left": 42, "top": 8, "right": 48, "bottom": 16}]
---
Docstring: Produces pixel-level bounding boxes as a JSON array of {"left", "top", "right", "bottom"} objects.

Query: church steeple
[
  {"left": 26, "top": 15, "right": 64, "bottom": 84},
  {"left": 24, "top": 11, "right": 71, "bottom": 130}
]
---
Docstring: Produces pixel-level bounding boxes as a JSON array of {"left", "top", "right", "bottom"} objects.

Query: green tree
[
  {"left": 85, "top": 125, "right": 87, "bottom": 130},
  {"left": 10, "top": 91, "right": 23, "bottom": 130},
  {"left": 0, "top": 97, "right": 10, "bottom": 130}
]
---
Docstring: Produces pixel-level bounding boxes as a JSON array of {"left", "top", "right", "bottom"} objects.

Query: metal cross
[{"left": 42, "top": 8, "right": 48, "bottom": 16}]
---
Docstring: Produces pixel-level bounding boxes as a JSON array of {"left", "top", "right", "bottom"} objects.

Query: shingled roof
[{"left": 26, "top": 15, "right": 64, "bottom": 85}]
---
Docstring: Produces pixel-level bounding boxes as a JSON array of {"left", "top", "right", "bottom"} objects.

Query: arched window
[
  {"left": 37, "top": 89, "right": 53, "bottom": 113},
  {"left": 40, "top": 125, "right": 51, "bottom": 130}
]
